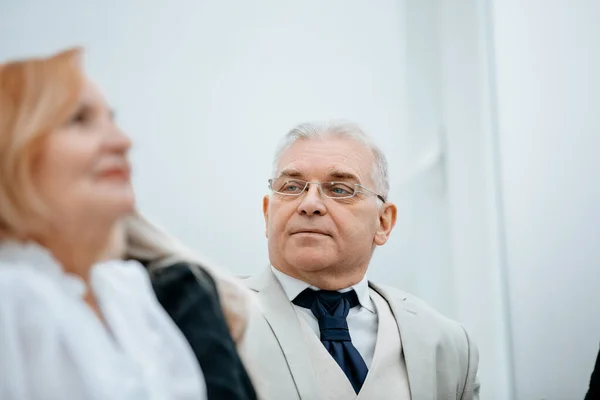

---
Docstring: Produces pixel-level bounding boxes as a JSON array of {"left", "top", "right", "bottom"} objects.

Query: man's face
[{"left": 263, "top": 136, "right": 396, "bottom": 288}]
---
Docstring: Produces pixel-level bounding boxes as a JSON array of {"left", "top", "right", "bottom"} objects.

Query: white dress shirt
[
  {"left": 0, "top": 240, "right": 206, "bottom": 400},
  {"left": 271, "top": 266, "right": 379, "bottom": 367}
]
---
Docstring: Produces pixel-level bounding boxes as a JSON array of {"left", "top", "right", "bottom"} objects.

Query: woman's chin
[
  {"left": 116, "top": 195, "right": 136, "bottom": 216},
  {"left": 96, "top": 192, "right": 136, "bottom": 218}
]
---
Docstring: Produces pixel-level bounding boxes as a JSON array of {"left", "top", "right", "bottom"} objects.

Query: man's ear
[
  {"left": 374, "top": 202, "right": 397, "bottom": 246},
  {"left": 263, "top": 195, "right": 270, "bottom": 238}
]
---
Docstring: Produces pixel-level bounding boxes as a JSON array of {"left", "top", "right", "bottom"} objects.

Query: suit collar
[
  {"left": 369, "top": 282, "right": 435, "bottom": 400},
  {"left": 241, "top": 268, "right": 272, "bottom": 292},
  {"left": 246, "top": 268, "right": 321, "bottom": 400}
]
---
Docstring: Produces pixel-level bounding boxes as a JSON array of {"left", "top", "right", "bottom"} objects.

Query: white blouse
[{"left": 0, "top": 240, "right": 206, "bottom": 400}]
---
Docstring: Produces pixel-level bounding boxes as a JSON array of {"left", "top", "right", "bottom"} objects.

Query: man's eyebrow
[
  {"left": 278, "top": 169, "right": 304, "bottom": 178},
  {"left": 277, "top": 169, "right": 361, "bottom": 182},
  {"left": 328, "top": 170, "right": 360, "bottom": 182}
]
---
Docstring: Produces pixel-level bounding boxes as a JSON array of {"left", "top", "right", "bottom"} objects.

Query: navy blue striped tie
[{"left": 293, "top": 288, "right": 368, "bottom": 393}]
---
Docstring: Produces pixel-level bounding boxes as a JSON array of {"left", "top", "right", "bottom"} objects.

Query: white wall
[
  {"left": 436, "top": 1, "right": 516, "bottom": 398},
  {"left": 0, "top": 0, "right": 413, "bottom": 279},
  {"left": 11, "top": 1, "right": 599, "bottom": 398},
  {"left": 491, "top": 0, "right": 600, "bottom": 398},
  {"left": 0, "top": 1, "right": 512, "bottom": 397},
  {"left": 3, "top": 0, "right": 479, "bottom": 319}
]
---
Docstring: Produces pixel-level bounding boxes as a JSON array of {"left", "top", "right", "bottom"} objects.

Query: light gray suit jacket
[{"left": 239, "top": 269, "right": 480, "bottom": 400}]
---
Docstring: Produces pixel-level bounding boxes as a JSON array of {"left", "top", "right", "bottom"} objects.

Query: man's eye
[
  {"left": 332, "top": 187, "right": 349, "bottom": 194},
  {"left": 283, "top": 183, "right": 303, "bottom": 192},
  {"left": 330, "top": 184, "right": 353, "bottom": 194}
]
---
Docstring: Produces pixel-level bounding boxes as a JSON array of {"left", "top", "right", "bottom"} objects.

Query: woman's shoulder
[
  {"left": 149, "top": 260, "right": 253, "bottom": 346},
  {"left": 0, "top": 261, "right": 84, "bottom": 318},
  {"left": 0, "top": 261, "right": 108, "bottom": 362},
  {"left": 150, "top": 262, "right": 217, "bottom": 293},
  {"left": 149, "top": 262, "right": 220, "bottom": 314},
  {"left": 0, "top": 241, "right": 84, "bottom": 300},
  {"left": 149, "top": 262, "right": 234, "bottom": 333},
  {"left": 0, "top": 261, "right": 47, "bottom": 288},
  {"left": 0, "top": 267, "right": 55, "bottom": 313}
]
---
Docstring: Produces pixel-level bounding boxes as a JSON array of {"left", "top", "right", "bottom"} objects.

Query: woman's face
[{"left": 34, "top": 78, "right": 135, "bottom": 229}]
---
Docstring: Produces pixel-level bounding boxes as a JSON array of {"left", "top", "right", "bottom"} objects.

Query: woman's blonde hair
[
  {"left": 108, "top": 212, "right": 253, "bottom": 343},
  {"left": 0, "top": 48, "right": 84, "bottom": 238}
]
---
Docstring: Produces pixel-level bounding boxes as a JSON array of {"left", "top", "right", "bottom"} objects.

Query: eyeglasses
[{"left": 268, "top": 177, "right": 386, "bottom": 202}]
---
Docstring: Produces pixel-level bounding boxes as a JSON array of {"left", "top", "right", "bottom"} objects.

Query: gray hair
[{"left": 272, "top": 120, "right": 390, "bottom": 200}]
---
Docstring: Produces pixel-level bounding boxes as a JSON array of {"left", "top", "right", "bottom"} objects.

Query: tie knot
[{"left": 293, "top": 288, "right": 360, "bottom": 311}]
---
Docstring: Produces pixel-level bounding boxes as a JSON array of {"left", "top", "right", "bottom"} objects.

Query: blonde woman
[
  {"left": 105, "top": 213, "right": 257, "bottom": 400},
  {"left": 0, "top": 49, "right": 206, "bottom": 399}
]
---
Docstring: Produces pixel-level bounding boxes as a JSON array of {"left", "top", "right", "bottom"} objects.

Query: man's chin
[{"left": 288, "top": 252, "right": 335, "bottom": 272}]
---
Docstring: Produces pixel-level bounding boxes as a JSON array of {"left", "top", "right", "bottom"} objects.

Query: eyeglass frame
[{"left": 268, "top": 177, "right": 386, "bottom": 203}]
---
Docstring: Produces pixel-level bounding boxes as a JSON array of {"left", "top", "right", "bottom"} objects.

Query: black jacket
[
  {"left": 149, "top": 262, "right": 257, "bottom": 400},
  {"left": 586, "top": 347, "right": 600, "bottom": 400}
]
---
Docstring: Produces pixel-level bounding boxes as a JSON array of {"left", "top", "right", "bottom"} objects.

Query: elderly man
[{"left": 240, "top": 121, "right": 480, "bottom": 400}]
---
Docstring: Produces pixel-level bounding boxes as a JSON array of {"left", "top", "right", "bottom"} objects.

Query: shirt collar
[
  {"left": 270, "top": 265, "right": 376, "bottom": 313},
  {"left": 0, "top": 240, "right": 87, "bottom": 298}
]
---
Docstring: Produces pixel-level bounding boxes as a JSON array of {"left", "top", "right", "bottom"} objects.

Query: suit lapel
[
  {"left": 370, "top": 282, "right": 436, "bottom": 400},
  {"left": 245, "top": 269, "right": 320, "bottom": 400}
]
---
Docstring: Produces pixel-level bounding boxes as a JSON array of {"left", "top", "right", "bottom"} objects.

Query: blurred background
[{"left": 1, "top": 0, "right": 598, "bottom": 398}]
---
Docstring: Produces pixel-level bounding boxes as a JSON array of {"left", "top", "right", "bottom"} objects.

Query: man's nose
[{"left": 297, "top": 183, "right": 327, "bottom": 216}]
